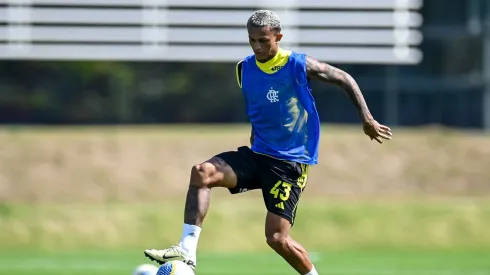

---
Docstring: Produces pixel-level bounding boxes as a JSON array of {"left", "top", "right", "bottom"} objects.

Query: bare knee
[
  {"left": 265, "top": 212, "right": 293, "bottom": 251},
  {"left": 266, "top": 231, "right": 288, "bottom": 250},
  {"left": 190, "top": 162, "right": 220, "bottom": 188}
]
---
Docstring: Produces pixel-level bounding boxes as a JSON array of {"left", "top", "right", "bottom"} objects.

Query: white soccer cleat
[{"left": 144, "top": 246, "right": 196, "bottom": 270}]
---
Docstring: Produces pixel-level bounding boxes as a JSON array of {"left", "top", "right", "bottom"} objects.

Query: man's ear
[{"left": 275, "top": 33, "right": 283, "bottom": 43}]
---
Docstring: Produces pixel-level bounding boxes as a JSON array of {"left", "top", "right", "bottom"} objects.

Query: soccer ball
[
  {"left": 133, "top": 263, "right": 159, "bottom": 275},
  {"left": 157, "top": 260, "right": 195, "bottom": 275}
]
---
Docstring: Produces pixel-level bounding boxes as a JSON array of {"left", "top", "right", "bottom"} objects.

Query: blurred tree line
[{"left": 0, "top": 61, "right": 243, "bottom": 124}]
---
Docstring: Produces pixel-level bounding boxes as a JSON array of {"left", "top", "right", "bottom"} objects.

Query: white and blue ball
[
  {"left": 157, "top": 260, "right": 195, "bottom": 275},
  {"left": 133, "top": 264, "right": 159, "bottom": 275}
]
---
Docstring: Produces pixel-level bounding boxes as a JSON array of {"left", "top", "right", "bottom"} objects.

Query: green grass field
[
  {"left": 2, "top": 199, "right": 490, "bottom": 251},
  {"left": 1, "top": 250, "right": 489, "bottom": 275},
  {"left": 1, "top": 200, "right": 490, "bottom": 275},
  {"left": 1, "top": 126, "right": 489, "bottom": 274}
]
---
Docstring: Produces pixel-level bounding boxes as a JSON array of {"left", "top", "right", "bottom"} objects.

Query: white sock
[
  {"left": 178, "top": 224, "right": 201, "bottom": 260},
  {"left": 305, "top": 265, "right": 319, "bottom": 275}
]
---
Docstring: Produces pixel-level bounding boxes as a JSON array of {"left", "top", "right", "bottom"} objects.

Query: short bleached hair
[{"left": 247, "top": 10, "right": 281, "bottom": 32}]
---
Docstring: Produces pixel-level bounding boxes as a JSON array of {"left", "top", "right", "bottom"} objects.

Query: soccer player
[{"left": 144, "top": 10, "right": 392, "bottom": 275}]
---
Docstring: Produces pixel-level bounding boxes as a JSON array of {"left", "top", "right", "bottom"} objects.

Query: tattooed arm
[
  {"left": 306, "top": 56, "right": 392, "bottom": 143},
  {"left": 306, "top": 56, "right": 373, "bottom": 122}
]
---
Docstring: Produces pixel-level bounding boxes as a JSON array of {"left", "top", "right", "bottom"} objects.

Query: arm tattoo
[{"left": 306, "top": 56, "right": 372, "bottom": 122}]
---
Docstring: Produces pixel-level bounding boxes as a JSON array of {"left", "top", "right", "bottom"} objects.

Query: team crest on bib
[{"left": 266, "top": 87, "right": 279, "bottom": 103}]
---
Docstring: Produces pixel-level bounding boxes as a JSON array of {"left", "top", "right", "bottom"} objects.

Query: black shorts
[{"left": 215, "top": 146, "right": 309, "bottom": 225}]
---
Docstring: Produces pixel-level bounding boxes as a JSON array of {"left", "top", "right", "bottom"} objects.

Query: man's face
[{"left": 247, "top": 26, "right": 283, "bottom": 62}]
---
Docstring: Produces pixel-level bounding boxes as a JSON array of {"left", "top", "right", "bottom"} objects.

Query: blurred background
[{"left": 0, "top": 0, "right": 489, "bottom": 275}]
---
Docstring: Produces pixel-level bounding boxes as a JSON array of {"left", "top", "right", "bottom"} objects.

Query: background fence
[{"left": 0, "top": 0, "right": 423, "bottom": 63}]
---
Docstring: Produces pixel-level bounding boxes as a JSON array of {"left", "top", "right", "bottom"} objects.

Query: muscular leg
[
  {"left": 179, "top": 157, "right": 238, "bottom": 259},
  {"left": 144, "top": 156, "right": 240, "bottom": 268},
  {"left": 265, "top": 212, "right": 317, "bottom": 275},
  {"left": 184, "top": 157, "right": 238, "bottom": 226}
]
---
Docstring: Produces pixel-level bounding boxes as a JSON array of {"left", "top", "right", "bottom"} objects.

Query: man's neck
[{"left": 256, "top": 48, "right": 282, "bottom": 63}]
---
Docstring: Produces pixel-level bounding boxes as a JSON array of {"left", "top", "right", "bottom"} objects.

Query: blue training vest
[{"left": 241, "top": 52, "right": 321, "bottom": 165}]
